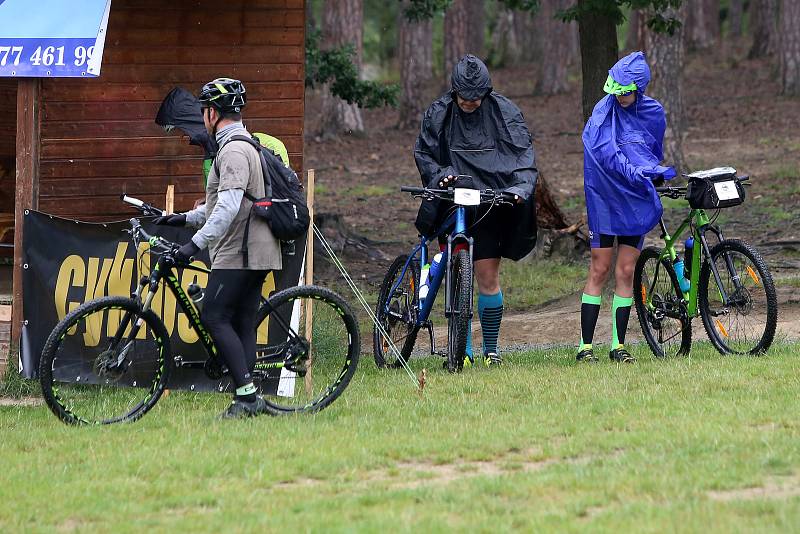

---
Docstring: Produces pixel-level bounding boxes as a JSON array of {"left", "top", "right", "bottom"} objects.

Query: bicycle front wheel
[
  {"left": 698, "top": 239, "right": 777, "bottom": 354},
  {"left": 39, "top": 296, "right": 172, "bottom": 425},
  {"left": 253, "top": 285, "right": 360, "bottom": 414},
  {"left": 447, "top": 249, "right": 472, "bottom": 372},
  {"left": 373, "top": 254, "right": 420, "bottom": 368},
  {"left": 633, "top": 247, "right": 692, "bottom": 357}
]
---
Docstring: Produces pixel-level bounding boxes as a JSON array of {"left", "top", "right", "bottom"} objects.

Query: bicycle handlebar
[
  {"left": 401, "top": 185, "right": 517, "bottom": 204},
  {"left": 121, "top": 194, "right": 166, "bottom": 217},
  {"left": 656, "top": 174, "right": 750, "bottom": 199}
]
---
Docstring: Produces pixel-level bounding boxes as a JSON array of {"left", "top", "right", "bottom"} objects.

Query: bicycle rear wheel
[
  {"left": 39, "top": 296, "right": 172, "bottom": 425},
  {"left": 253, "top": 285, "right": 360, "bottom": 414},
  {"left": 447, "top": 249, "right": 472, "bottom": 372},
  {"left": 633, "top": 247, "right": 692, "bottom": 357},
  {"left": 373, "top": 254, "right": 420, "bottom": 368},
  {"left": 698, "top": 239, "right": 777, "bottom": 354}
]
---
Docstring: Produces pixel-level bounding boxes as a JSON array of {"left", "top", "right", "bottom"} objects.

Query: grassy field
[{"left": 2, "top": 342, "right": 800, "bottom": 532}]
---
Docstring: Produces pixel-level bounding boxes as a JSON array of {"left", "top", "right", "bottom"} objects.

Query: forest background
[{"left": 302, "top": 0, "right": 800, "bottom": 347}]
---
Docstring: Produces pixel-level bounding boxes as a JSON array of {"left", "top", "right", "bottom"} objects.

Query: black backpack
[{"left": 214, "top": 134, "right": 310, "bottom": 266}]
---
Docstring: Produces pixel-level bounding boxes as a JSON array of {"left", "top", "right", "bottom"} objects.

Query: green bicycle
[{"left": 633, "top": 168, "right": 778, "bottom": 357}]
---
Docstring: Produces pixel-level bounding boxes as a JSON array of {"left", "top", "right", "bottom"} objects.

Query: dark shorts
[
  {"left": 589, "top": 231, "right": 644, "bottom": 250},
  {"left": 438, "top": 205, "right": 504, "bottom": 261}
]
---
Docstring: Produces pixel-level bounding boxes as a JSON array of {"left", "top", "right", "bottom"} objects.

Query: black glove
[
  {"left": 652, "top": 177, "right": 666, "bottom": 188},
  {"left": 174, "top": 240, "right": 200, "bottom": 264},
  {"left": 153, "top": 213, "right": 187, "bottom": 226}
]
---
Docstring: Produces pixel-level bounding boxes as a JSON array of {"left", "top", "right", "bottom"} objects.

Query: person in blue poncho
[{"left": 577, "top": 51, "right": 676, "bottom": 364}]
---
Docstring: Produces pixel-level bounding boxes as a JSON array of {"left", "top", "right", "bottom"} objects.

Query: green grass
[
  {"left": 3, "top": 342, "right": 800, "bottom": 531},
  {"left": 769, "top": 165, "right": 800, "bottom": 182},
  {"left": 501, "top": 258, "right": 586, "bottom": 311}
]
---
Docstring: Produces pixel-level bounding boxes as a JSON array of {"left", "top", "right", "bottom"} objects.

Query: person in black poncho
[{"left": 414, "top": 54, "right": 539, "bottom": 367}]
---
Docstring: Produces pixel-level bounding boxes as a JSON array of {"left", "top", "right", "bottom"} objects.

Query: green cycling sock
[
  {"left": 611, "top": 294, "right": 633, "bottom": 349},
  {"left": 579, "top": 293, "right": 602, "bottom": 351}
]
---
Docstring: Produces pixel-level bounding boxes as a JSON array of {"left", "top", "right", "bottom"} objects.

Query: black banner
[{"left": 21, "top": 210, "right": 306, "bottom": 392}]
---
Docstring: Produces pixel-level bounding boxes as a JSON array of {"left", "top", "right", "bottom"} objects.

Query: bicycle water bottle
[
  {"left": 418, "top": 262, "right": 431, "bottom": 303},
  {"left": 418, "top": 253, "right": 444, "bottom": 307},
  {"left": 684, "top": 237, "right": 694, "bottom": 279},
  {"left": 672, "top": 257, "right": 691, "bottom": 293},
  {"left": 187, "top": 283, "right": 205, "bottom": 312}
]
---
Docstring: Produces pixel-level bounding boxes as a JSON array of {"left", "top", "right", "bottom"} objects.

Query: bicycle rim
[
  {"left": 634, "top": 248, "right": 691, "bottom": 358},
  {"left": 373, "top": 255, "right": 419, "bottom": 367},
  {"left": 699, "top": 240, "right": 777, "bottom": 354},
  {"left": 39, "top": 297, "right": 171, "bottom": 425},
  {"left": 254, "top": 285, "right": 360, "bottom": 414}
]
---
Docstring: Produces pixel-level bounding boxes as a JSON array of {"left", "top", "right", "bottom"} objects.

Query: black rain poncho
[
  {"left": 155, "top": 87, "right": 218, "bottom": 158},
  {"left": 413, "top": 55, "right": 538, "bottom": 260}
]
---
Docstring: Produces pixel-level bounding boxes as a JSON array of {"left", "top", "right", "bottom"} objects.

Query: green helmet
[{"left": 603, "top": 74, "right": 637, "bottom": 96}]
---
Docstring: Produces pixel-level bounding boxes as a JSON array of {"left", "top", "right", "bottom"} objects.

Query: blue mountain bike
[{"left": 373, "top": 183, "right": 514, "bottom": 373}]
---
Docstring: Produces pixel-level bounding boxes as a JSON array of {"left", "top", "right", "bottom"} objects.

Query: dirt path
[{"left": 430, "top": 285, "right": 800, "bottom": 351}]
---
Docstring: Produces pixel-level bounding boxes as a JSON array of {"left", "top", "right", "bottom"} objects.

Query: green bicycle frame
[{"left": 655, "top": 208, "right": 731, "bottom": 318}]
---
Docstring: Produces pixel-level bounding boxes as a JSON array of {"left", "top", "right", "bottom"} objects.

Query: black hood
[
  {"left": 451, "top": 54, "right": 492, "bottom": 101},
  {"left": 154, "top": 87, "right": 218, "bottom": 157}
]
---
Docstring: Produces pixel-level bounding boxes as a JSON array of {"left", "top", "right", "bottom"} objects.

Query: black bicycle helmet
[
  {"left": 451, "top": 55, "right": 492, "bottom": 101},
  {"left": 198, "top": 78, "right": 247, "bottom": 114}
]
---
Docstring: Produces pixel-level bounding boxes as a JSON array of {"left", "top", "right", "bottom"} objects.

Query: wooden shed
[{"left": 0, "top": 0, "right": 306, "bottom": 369}]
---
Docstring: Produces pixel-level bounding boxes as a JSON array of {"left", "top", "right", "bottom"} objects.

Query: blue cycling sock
[
  {"left": 478, "top": 291, "right": 503, "bottom": 354},
  {"left": 466, "top": 323, "right": 474, "bottom": 359}
]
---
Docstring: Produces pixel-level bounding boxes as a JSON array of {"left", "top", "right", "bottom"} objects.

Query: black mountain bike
[{"left": 39, "top": 200, "right": 360, "bottom": 425}]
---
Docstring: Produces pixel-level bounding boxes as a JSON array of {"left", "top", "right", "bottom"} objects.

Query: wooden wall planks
[{"left": 39, "top": 1, "right": 305, "bottom": 222}]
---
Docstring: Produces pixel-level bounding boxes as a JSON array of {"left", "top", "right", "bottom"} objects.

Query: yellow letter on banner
[
  {"left": 177, "top": 262, "right": 209, "bottom": 344},
  {"left": 106, "top": 242, "right": 135, "bottom": 336},
  {"left": 256, "top": 272, "right": 276, "bottom": 344},
  {"left": 54, "top": 255, "right": 86, "bottom": 335}
]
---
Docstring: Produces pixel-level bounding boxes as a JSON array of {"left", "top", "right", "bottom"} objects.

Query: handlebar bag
[{"left": 685, "top": 168, "right": 745, "bottom": 209}]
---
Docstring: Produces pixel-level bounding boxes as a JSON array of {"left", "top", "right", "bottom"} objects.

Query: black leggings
[{"left": 201, "top": 269, "right": 268, "bottom": 389}]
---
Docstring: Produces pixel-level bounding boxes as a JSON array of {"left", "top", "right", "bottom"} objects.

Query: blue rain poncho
[{"left": 582, "top": 51, "right": 675, "bottom": 237}]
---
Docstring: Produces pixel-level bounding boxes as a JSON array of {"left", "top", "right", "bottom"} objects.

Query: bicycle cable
[{"left": 312, "top": 223, "right": 421, "bottom": 387}]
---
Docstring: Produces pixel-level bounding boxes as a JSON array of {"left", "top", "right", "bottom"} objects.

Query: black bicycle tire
[
  {"left": 39, "top": 296, "right": 172, "bottom": 426},
  {"left": 633, "top": 247, "right": 692, "bottom": 358},
  {"left": 373, "top": 254, "right": 419, "bottom": 368},
  {"left": 254, "top": 284, "right": 360, "bottom": 414},
  {"left": 698, "top": 239, "right": 778, "bottom": 355},
  {"left": 447, "top": 249, "right": 472, "bottom": 372}
]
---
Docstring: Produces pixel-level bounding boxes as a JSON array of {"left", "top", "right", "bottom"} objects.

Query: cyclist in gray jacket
[{"left": 155, "top": 78, "right": 282, "bottom": 418}]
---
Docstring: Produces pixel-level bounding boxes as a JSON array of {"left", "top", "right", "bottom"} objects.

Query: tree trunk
[
  {"left": 489, "top": 7, "right": 524, "bottom": 67},
  {"left": 398, "top": 1, "right": 433, "bottom": 129},
  {"left": 513, "top": 9, "right": 536, "bottom": 62},
  {"left": 646, "top": 4, "right": 689, "bottom": 173},
  {"left": 444, "top": 0, "right": 469, "bottom": 87},
  {"left": 320, "top": 0, "right": 364, "bottom": 137},
  {"left": 535, "top": 0, "right": 573, "bottom": 95},
  {"left": 779, "top": 0, "right": 800, "bottom": 95},
  {"left": 577, "top": 3, "right": 619, "bottom": 122},
  {"left": 749, "top": 0, "right": 779, "bottom": 58},
  {"left": 728, "top": 0, "right": 744, "bottom": 38},
  {"left": 466, "top": 0, "right": 485, "bottom": 58},
  {"left": 686, "top": 0, "right": 720, "bottom": 51},
  {"left": 626, "top": 9, "right": 647, "bottom": 51}
]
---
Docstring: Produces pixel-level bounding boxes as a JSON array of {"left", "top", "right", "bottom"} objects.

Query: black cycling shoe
[
  {"left": 609, "top": 348, "right": 636, "bottom": 363},
  {"left": 219, "top": 396, "right": 270, "bottom": 419},
  {"left": 576, "top": 348, "right": 598, "bottom": 363}
]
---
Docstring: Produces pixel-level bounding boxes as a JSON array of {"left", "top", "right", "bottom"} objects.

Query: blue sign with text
[{"left": 0, "top": 0, "right": 110, "bottom": 77}]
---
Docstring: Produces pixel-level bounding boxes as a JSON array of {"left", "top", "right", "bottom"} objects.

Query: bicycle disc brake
[{"left": 93, "top": 344, "right": 132, "bottom": 381}]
